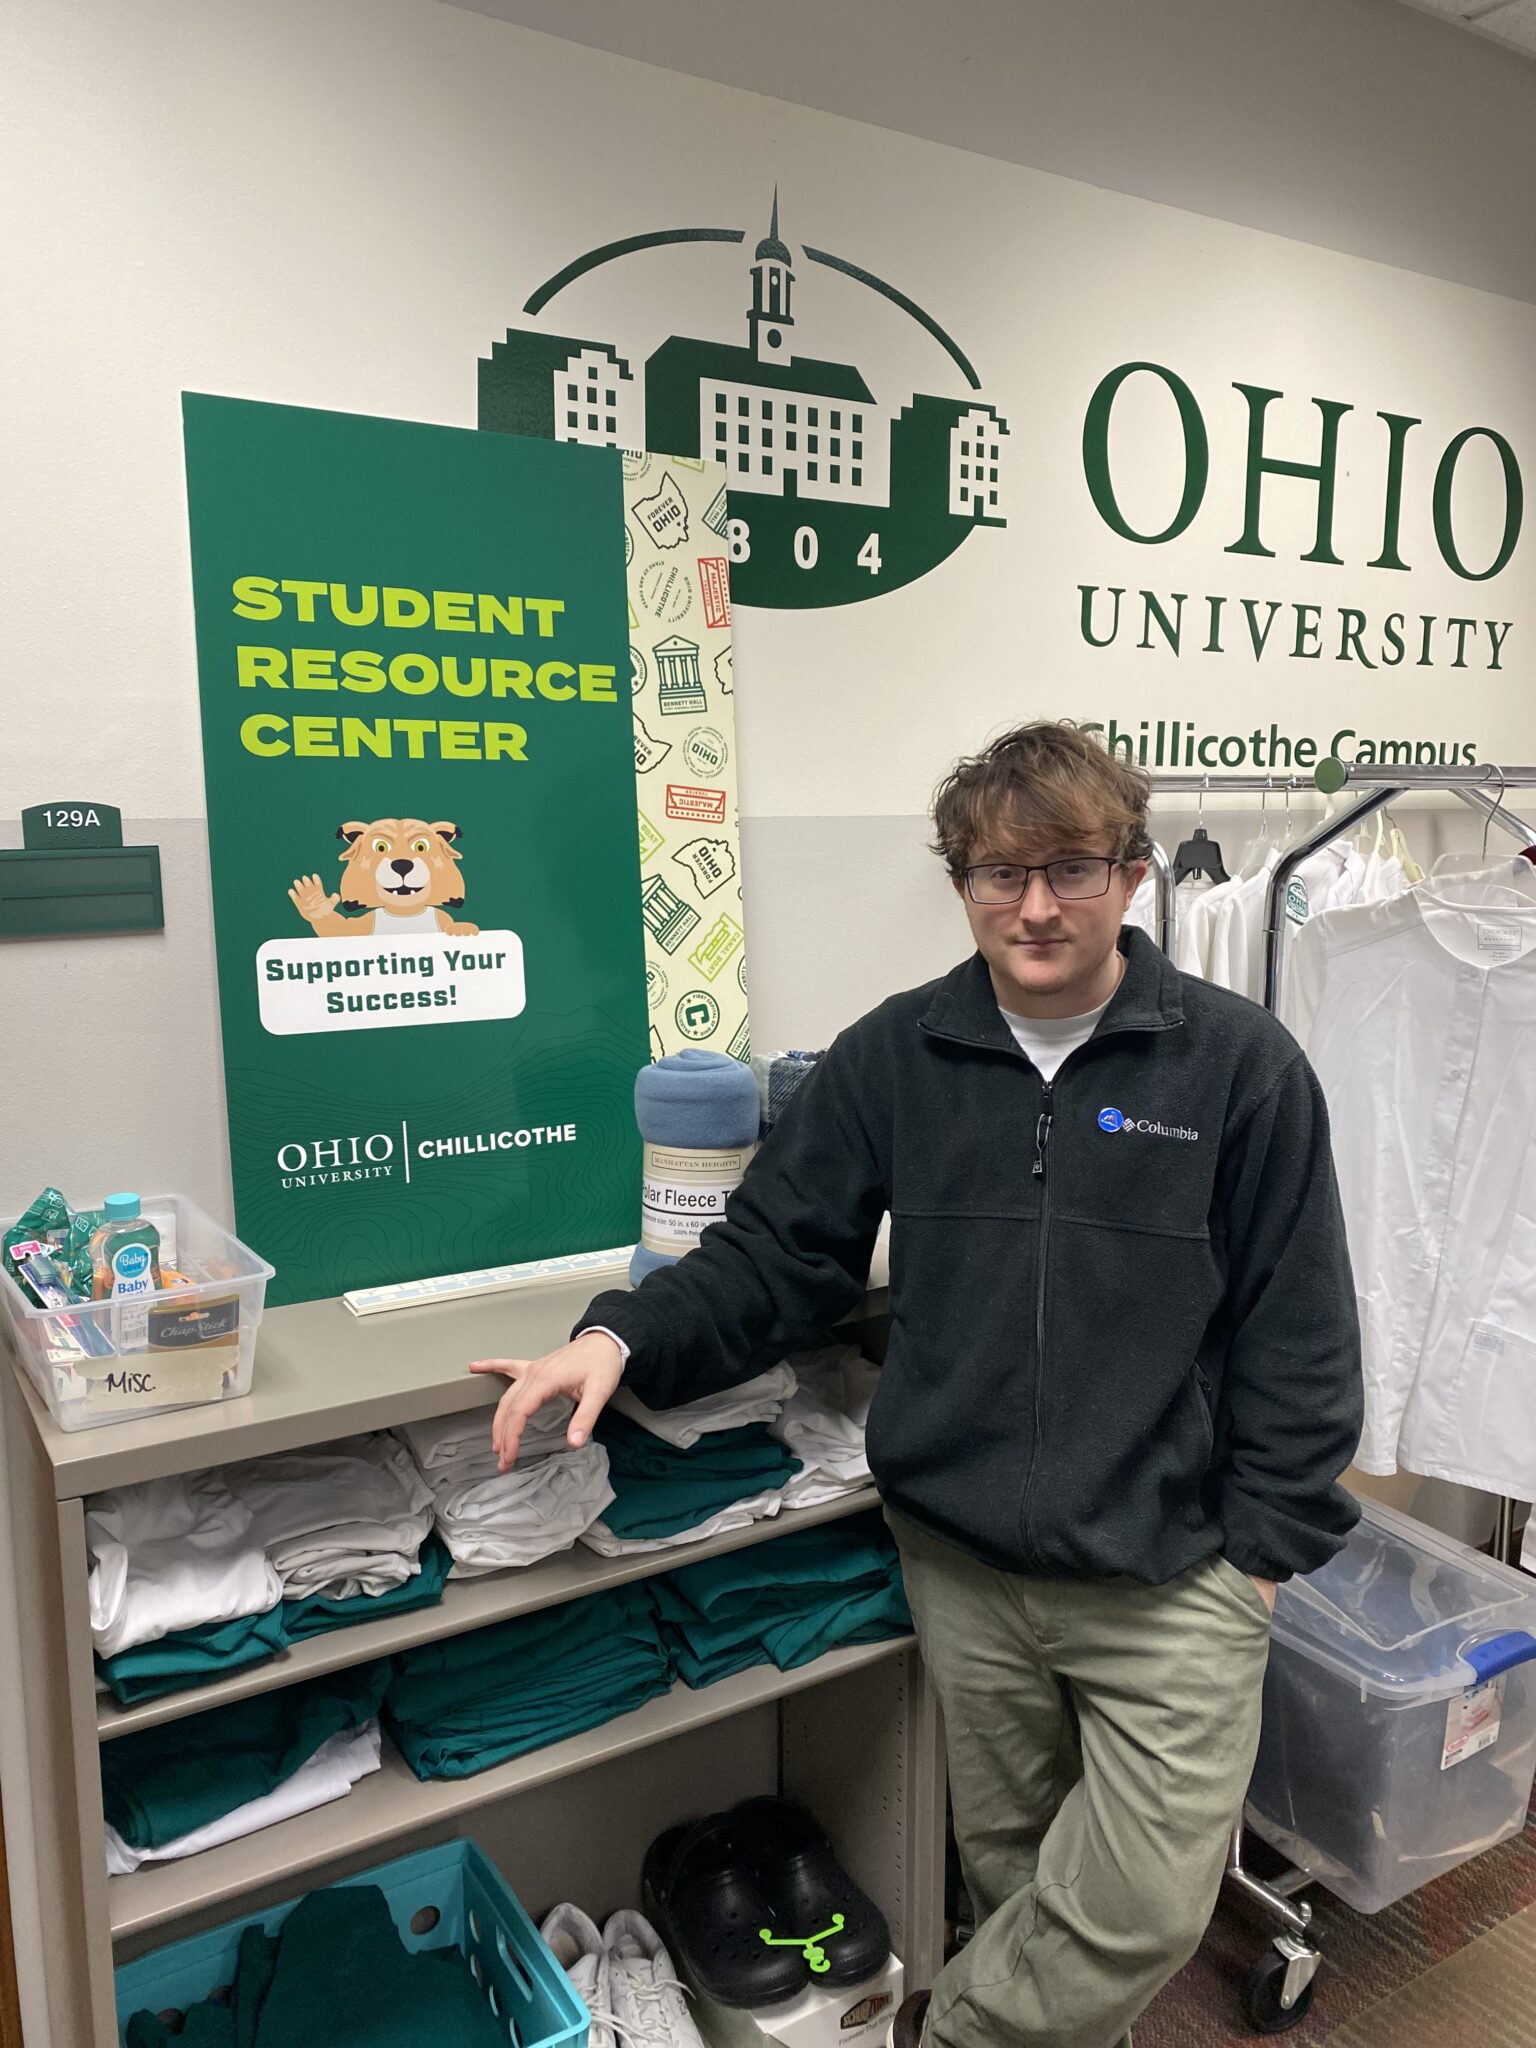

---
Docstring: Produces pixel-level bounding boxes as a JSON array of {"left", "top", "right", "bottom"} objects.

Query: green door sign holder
[{"left": 0, "top": 803, "right": 164, "bottom": 936}]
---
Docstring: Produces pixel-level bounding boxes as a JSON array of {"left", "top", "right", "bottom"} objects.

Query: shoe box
[{"left": 689, "top": 1953, "right": 904, "bottom": 2048}]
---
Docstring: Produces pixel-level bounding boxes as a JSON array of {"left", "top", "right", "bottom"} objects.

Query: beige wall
[
  {"left": 457, "top": 0, "right": 1536, "bottom": 305},
  {"left": 5, "top": 0, "right": 1535, "bottom": 1224}
]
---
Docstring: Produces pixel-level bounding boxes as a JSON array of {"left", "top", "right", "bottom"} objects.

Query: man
[{"left": 472, "top": 721, "right": 1363, "bottom": 2048}]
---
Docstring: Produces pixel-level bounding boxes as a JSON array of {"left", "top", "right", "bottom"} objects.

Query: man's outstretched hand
[{"left": 469, "top": 1329, "right": 625, "bottom": 1472}]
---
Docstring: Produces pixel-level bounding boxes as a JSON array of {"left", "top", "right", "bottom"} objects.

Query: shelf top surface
[{"left": 11, "top": 1278, "right": 888, "bottom": 1499}]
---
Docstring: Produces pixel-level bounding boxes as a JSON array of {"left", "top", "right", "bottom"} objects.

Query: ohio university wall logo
[{"left": 478, "top": 195, "right": 1007, "bottom": 610}]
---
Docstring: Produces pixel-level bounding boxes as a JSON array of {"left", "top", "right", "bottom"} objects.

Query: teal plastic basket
[{"left": 113, "top": 1838, "right": 589, "bottom": 2048}]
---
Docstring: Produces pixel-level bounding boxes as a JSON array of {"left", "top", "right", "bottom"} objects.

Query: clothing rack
[
  {"left": 1146, "top": 760, "right": 1536, "bottom": 2016},
  {"left": 1262, "top": 759, "right": 1536, "bottom": 1015},
  {"left": 1148, "top": 758, "right": 1536, "bottom": 1570},
  {"left": 1139, "top": 771, "right": 1336, "bottom": 966},
  {"left": 1141, "top": 763, "right": 1536, "bottom": 1014},
  {"left": 1269, "top": 758, "right": 1536, "bottom": 1573}
]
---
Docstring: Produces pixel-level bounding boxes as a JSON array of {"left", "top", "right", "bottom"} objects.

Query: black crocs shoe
[
  {"left": 642, "top": 1815, "right": 810, "bottom": 2007},
  {"left": 726, "top": 1796, "right": 893, "bottom": 1988}
]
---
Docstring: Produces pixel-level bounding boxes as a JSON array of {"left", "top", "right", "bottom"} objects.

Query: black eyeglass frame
[{"left": 961, "top": 856, "right": 1122, "bottom": 904}]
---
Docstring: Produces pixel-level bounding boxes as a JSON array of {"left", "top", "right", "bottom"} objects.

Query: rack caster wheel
[{"left": 1241, "top": 1935, "right": 1320, "bottom": 2033}]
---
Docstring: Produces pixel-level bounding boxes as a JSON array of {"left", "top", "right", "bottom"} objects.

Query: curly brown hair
[{"left": 931, "top": 721, "right": 1154, "bottom": 875}]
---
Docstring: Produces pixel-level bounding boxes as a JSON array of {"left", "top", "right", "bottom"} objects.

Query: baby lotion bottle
[{"left": 90, "top": 1193, "right": 163, "bottom": 1352}]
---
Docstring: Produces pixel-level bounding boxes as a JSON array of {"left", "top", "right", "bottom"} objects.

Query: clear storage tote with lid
[{"left": 1246, "top": 1497, "right": 1536, "bottom": 1913}]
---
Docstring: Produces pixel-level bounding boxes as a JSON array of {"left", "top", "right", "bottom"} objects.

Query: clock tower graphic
[
  {"left": 479, "top": 197, "right": 1009, "bottom": 610},
  {"left": 749, "top": 189, "right": 794, "bottom": 362}
]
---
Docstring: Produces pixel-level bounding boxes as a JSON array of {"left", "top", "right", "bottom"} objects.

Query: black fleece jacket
[{"left": 576, "top": 930, "right": 1364, "bottom": 1584}]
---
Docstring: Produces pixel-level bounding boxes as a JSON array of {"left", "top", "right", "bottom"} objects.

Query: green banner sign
[{"left": 184, "top": 395, "right": 648, "bottom": 1306}]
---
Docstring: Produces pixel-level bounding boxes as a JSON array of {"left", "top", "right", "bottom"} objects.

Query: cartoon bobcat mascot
[{"left": 289, "top": 820, "right": 480, "bottom": 937}]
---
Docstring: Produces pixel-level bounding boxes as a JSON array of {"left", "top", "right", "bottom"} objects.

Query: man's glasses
[{"left": 963, "top": 857, "right": 1119, "bottom": 904}]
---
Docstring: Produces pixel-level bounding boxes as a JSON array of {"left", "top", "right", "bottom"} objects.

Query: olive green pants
[{"left": 890, "top": 1510, "right": 1272, "bottom": 2048}]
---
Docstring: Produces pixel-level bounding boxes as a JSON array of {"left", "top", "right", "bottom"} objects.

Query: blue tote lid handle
[{"left": 1463, "top": 1631, "right": 1536, "bottom": 1684}]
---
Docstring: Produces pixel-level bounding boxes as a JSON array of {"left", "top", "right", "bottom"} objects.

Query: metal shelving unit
[{"left": 3, "top": 1281, "right": 942, "bottom": 2048}]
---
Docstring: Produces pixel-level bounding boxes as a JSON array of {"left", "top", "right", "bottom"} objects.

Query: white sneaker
[
  {"left": 603, "top": 1909, "right": 703, "bottom": 2047},
  {"left": 540, "top": 1904, "right": 618, "bottom": 2048}
]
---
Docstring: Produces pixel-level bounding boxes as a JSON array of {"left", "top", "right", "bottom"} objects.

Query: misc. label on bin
[
  {"left": 78, "top": 1337, "right": 231, "bottom": 1413},
  {"left": 1443, "top": 1676, "right": 1505, "bottom": 1770}
]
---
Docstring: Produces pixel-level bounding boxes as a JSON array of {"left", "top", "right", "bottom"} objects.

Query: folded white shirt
[
  {"left": 579, "top": 1487, "right": 790, "bottom": 1557},
  {"left": 87, "top": 1472, "right": 282, "bottom": 1659},
  {"left": 399, "top": 1400, "right": 574, "bottom": 1471},
  {"left": 608, "top": 1364, "right": 797, "bottom": 1449},
  {"left": 105, "top": 1722, "right": 381, "bottom": 1876},
  {"left": 225, "top": 1434, "right": 435, "bottom": 1600},
  {"left": 771, "top": 1346, "right": 877, "bottom": 1506},
  {"left": 780, "top": 1468, "right": 870, "bottom": 1511},
  {"left": 427, "top": 1444, "right": 615, "bottom": 1576}
]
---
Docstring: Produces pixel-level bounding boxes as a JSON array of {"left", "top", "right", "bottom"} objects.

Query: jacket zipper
[{"left": 1023, "top": 1085, "right": 1054, "bottom": 1556}]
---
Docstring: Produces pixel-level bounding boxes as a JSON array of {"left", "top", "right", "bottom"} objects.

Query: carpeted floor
[{"left": 1136, "top": 1793, "right": 1536, "bottom": 2044}]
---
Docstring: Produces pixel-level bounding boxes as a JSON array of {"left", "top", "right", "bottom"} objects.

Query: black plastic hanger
[
  {"left": 1173, "top": 781, "right": 1229, "bottom": 884},
  {"left": 1173, "top": 828, "right": 1229, "bottom": 884}
]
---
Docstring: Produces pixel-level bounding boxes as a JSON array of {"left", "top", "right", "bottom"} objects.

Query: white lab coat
[
  {"left": 1198, "top": 846, "right": 1365, "bottom": 1005},
  {"left": 1173, "top": 874, "right": 1235, "bottom": 979},
  {"left": 1288, "top": 860, "right": 1536, "bottom": 1495}
]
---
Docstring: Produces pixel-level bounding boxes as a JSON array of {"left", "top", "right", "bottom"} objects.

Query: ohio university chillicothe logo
[{"left": 478, "top": 194, "right": 1007, "bottom": 610}]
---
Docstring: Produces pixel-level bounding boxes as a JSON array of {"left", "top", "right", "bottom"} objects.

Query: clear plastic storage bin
[
  {"left": 0, "top": 1193, "right": 272, "bottom": 1431},
  {"left": 1246, "top": 1497, "right": 1536, "bottom": 1913}
]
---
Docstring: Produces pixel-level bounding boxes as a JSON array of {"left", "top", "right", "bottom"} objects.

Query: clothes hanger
[
  {"left": 1419, "top": 771, "right": 1536, "bottom": 906},
  {"left": 1483, "top": 767, "right": 1508, "bottom": 863},
  {"left": 1278, "top": 779, "right": 1298, "bottom": 854},
  {"left": 1173, "top": 777, "right": 1230, "bottom": 885},
  {"left": 1470, "top": 767, "right": 1536, "bottom": 873},
  {"left": 1430, "top": 771, "right": 1521, "bottom": 883},
  {"left": 1387, "top": 809, "right": 1424, "bottom": 885},
  {"left": 1237, "top": 780, "right": 1278, "bottom": 881}
]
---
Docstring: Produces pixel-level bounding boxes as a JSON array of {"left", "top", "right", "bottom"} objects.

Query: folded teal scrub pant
[{"left": 889, "top": 1509, "right": 1272, "bottom": 2048}]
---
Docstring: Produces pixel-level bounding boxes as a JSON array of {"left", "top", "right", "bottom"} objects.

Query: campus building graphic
[
  {"left": 554, "top": 344, "right": 643, "bottom": 452},
  {"left": 479, "top": 198, "right": 1009, "bottom": 609},
  {"left": 951, "top": 405, "right": 1007, "bottom": 520},
  {"left": 653, "top": 635, "right": 707, "bottom": 714}
]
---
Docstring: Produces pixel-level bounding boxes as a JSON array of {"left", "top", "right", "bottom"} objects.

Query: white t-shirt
[
  {"left": 374, "top": 903, "right": 443, "bottom": 935},
  {"left": 999, "top": 997, "right": 1113, "bottom": 1083}
]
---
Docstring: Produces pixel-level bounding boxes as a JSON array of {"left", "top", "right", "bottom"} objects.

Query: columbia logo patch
[{"left": 1098, "top": 1107, "right": 1200, "bottom": 1142}]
